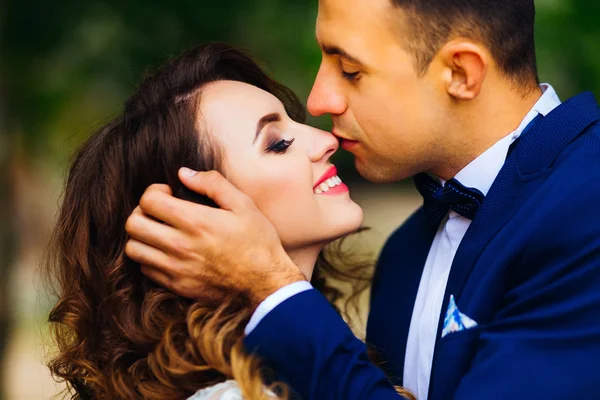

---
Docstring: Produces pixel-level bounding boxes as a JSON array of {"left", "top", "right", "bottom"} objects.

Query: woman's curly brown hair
[{"left": 43, "top": 43, "right": 414, "bottom": 400}]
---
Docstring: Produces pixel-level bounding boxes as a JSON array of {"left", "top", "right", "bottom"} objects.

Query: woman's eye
[{"left": 266, "top": 138, "right": 295, "bottom": 154}]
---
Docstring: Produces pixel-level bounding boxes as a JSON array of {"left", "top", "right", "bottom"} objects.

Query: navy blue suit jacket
[{"left": 245, "top": 92, "right": 600, "bottom": 399}]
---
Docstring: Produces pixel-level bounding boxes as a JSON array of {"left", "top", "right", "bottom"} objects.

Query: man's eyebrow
[
  {"left": 254, "top": 112, "right": 281, "bottom": 144},
  {"left": 322, "top": 45, "right": 364, "bottom": 65}
]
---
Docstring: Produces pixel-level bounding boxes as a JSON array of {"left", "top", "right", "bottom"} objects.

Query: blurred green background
[{"left": 1, "top": 0, "right": 599, "bottom": 398}]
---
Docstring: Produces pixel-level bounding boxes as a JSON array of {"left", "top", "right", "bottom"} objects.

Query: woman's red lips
[{"left": 313, "top": 166, "right": 338, "bottom": 190}]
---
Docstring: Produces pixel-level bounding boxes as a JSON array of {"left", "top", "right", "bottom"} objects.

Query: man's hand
[{"left": 124, "top": 168, "right": 306, "bottom": 307}]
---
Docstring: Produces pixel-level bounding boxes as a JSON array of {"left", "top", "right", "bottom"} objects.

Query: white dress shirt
[
  {"left": 403, "top": 84, "right": 561, "bottom": 400},
  {"left": 246, "top": 85, "right": 561, "bottom": 398}
]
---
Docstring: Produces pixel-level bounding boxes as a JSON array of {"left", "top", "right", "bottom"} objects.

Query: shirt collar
[{"left": 452, "top": 83, "right": 561, "bottom": 196}]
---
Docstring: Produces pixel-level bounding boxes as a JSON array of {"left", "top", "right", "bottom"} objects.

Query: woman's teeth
[{"left": 314, "top": 175, "right": 343, "bottom": 194}]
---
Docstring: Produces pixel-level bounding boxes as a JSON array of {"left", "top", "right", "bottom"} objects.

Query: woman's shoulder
[{"left": 188, "top": 380, "right": 243, "bottom": 400}]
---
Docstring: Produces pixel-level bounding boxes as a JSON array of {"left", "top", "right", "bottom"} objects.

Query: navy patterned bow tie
[{"left": 414, "top": 173, "right": 485, "bottom": 226}]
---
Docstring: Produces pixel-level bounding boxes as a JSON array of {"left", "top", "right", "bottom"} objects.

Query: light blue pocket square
[{"left": 442, "top": 295, "right": 478, "bottom": 338}]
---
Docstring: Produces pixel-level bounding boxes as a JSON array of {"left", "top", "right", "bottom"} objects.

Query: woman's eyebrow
[{"left": 253, "top": 112, "right": 282, "bottom": 144}]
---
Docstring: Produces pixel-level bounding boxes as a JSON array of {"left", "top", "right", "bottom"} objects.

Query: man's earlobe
[{"left": 439, "top": 40, "right": 488, "bottom": 101}]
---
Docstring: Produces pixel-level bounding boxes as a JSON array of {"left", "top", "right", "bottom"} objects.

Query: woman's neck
[{"left": 285, "top": 245, "right": 323, "bottom": 281}]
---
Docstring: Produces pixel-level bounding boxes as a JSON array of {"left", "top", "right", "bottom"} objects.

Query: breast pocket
[{"left": 428, "top": 326, "right": 483, "bottom": 400}]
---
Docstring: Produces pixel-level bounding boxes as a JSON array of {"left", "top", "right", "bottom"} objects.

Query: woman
[{"left": 44, "top": 43, "right": 412, "bottom": 399}]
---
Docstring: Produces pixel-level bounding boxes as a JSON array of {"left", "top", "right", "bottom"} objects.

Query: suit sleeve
[
  {"left": 244, "top": 289, "right": 402, "bottom": 399},
  {"left": 453, "top": 171, "right": 600, "bottom": 400}
]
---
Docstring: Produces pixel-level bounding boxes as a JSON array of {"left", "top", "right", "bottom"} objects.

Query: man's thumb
[
  {"left": 178, "top": 168, "right": 245, "bottom": 211},
  {"left": 180, "top": 167, "right": 198, "bottom": 178}
]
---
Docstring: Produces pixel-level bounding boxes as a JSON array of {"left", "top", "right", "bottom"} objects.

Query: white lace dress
[{"left": 188, "top": 380, "right": 243, "bottom": 400}]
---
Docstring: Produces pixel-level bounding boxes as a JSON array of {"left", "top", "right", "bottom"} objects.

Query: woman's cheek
[
  {"left": 245, "top": 170, "right": 314, "bottom": 228},
  {"left": 247, "top": 170, "right": 305, "bottom": 212},
  {"left": 227, "top": 158, "right": 316, "bottom": 239}
]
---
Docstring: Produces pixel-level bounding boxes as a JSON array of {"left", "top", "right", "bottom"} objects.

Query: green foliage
[{"left": 536, "top": 0, "right": 600, "bottom": 98}]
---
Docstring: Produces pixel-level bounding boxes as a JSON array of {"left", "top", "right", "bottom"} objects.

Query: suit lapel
[
  {"left": 394, "top": 209, "right": 438, "bottom": 364},
  {"left": 368, "top": 207, "right": 437, "bottom": 384},
  {"left": 433, "top": 92, "right": 600, "bottom": 343}
]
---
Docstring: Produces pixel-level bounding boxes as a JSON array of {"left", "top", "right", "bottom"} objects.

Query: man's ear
[{"left": 437, "top": 39, "right": 488, "bottom": 101}]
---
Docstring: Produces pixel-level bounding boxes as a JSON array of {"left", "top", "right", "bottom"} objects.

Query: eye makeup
[{"left": 266, "top": 137, "right": 295, "bottom": 154}]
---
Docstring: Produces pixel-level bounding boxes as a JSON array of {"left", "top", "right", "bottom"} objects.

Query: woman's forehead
[
  {"left": 198, "top": 80, "right": 284, "bottom": 140},
  {"left": 200, "top": 80, "right": 282, "bottom": 117}
]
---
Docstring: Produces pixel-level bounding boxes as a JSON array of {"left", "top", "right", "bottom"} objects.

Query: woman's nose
[{"left": 308, "top": 127, "right": 339, "bottom": 163}]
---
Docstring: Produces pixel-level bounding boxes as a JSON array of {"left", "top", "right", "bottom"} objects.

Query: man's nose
[{"left": 307, "top": 64, "right": 347, "bottom": 117}]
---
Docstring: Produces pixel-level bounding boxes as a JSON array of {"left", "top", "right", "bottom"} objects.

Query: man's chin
[{"left": 354, "top": 158, "right": 409, "bottom": 184}]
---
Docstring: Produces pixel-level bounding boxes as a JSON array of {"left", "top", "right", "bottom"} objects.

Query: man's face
[{"left": 309, "top": 0, "right": 449, "bottom": 182}]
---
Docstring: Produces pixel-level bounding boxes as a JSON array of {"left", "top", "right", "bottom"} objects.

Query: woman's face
[{"left": 198, "top": 80, "right": 364, "bottom": 257}]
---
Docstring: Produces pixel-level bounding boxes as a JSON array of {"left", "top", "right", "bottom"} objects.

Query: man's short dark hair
[{"left": 392, "top": 0, "right": 539, "bottom": 90}]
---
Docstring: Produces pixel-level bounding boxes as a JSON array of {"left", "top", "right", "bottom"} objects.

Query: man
[{"left": 125, "top": 0, "right": 600, "bottom": 398}]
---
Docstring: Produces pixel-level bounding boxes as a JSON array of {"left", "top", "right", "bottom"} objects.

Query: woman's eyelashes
[{"left": 265, "top": 138, "right": 295, "bottom": 154}]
